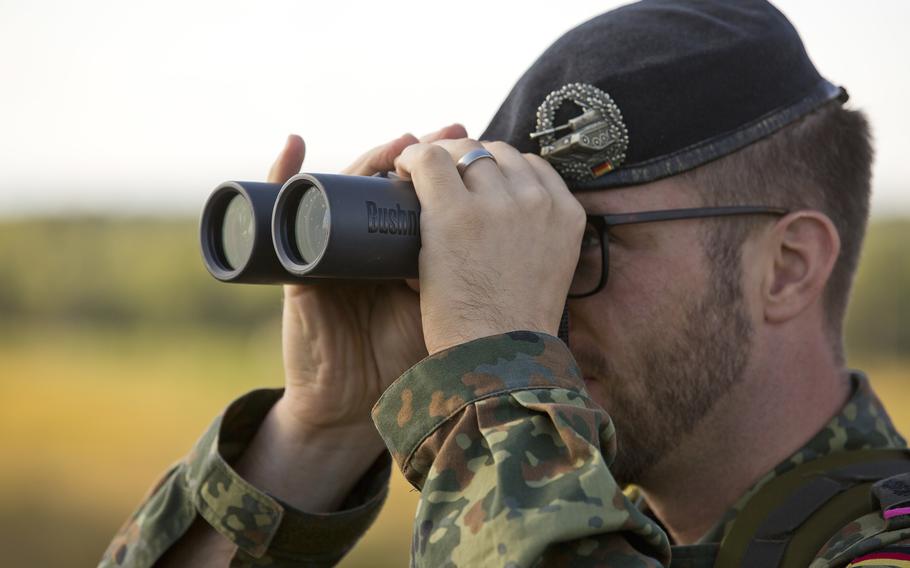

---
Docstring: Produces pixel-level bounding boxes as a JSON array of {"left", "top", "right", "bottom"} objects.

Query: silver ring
[{"left": 456, "top": 148, "right": 497, "bottom": 176}]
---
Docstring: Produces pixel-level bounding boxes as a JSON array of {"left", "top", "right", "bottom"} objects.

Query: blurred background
[{"left": 1, "top": 1, "right": 907, "bottom": 566}]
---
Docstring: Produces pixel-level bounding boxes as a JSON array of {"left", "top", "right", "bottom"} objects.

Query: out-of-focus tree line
[
  {"left": 0, "top": 217, "right": 280, "bottom": 328},
  {"left": 0, "top": 216, "right": 907, "bottom": 359},
  {"left": 846, "top": 219, "right": 910, "bottom": 358}
]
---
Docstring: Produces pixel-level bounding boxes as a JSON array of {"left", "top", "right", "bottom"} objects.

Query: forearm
[
  {"left": 156, "top": 397, "right": 387, "bottom": 567},
  {"left": 101, "top": 390, "right": 391, "bottom": 568},
  {"left": 233, "top": 397, "right": 387, "bottom": 513}
]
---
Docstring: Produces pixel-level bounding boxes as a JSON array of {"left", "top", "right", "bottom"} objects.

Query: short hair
[{"left": 681, "top": 101, "right": 874, "bottom": 363}]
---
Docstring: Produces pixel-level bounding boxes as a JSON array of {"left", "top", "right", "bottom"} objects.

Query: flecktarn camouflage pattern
[
  {"left": 99, "top": 389, "right": 389, "bottom": 567},
  {"left": 101, "top": 331, "right": 908, "bottom": 567},
  {"left": 373, "top": 331, "right": 671, "bottom": 566}
]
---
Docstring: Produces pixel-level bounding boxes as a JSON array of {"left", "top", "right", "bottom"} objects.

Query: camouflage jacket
[{"left": 101, "top": 331, "right": 910, "bottom": 567}]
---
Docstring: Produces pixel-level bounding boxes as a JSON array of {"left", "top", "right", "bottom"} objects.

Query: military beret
[{"left": 480, "top": 0, "right": 846, "bottom": 190}]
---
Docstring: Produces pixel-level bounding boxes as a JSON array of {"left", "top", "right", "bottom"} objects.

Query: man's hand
[
  {"left": 157, "top": 129, "right": 471, "bottom": 568},
  {"left": 394, "top": 139, "right": 585, "bottom": 355},
  {"left": 234, "top": 125, "right": 468, "bottom": 513}
]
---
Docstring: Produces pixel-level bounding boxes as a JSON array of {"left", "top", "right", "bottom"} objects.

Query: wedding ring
[{"left": 455, "top": 148, "right": 497, "bottom": 176}]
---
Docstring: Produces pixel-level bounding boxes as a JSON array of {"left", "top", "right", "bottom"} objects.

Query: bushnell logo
[{"left": 366, "top": 201, "right": 419, "bottom": 236}]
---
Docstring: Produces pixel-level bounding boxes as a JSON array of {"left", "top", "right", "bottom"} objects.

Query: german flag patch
[{"left": 847, "top": 546, "right": 910, "bottom": 567}]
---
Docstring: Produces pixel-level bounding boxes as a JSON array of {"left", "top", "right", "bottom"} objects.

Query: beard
[{"left": 573, "top": 265, "right": 753, "bottom": 486}]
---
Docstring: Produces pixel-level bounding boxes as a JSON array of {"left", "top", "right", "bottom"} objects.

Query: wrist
[
  {"left": 427, "top": 323, "right": 554, "bottom": 356},
  {"left": 233, "top": 395, "right": 387, "bottom": 513},
  {"left": 272, "top": 395, "right": 386, "bottom": 458}
]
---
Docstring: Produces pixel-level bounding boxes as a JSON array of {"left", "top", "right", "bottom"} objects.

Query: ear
[{"left": 760, "top": 211, "right": 840, "bottom": 323}]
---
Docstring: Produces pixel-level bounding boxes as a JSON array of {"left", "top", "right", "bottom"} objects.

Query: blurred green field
[
  {"left": 0, "top": 217, "right": 907, "bottom": 567},
  {"left": 0, "top": 323, "right": 424, "bottom": 568}
]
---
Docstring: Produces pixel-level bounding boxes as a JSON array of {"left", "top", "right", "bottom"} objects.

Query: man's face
[{"left": 569, "top": 177, "right": 754, "bottom": 486}]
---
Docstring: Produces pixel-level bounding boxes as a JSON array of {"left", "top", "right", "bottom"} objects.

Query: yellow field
[{"left": 0, "top": 324, "right": 906, "bottom": 567}]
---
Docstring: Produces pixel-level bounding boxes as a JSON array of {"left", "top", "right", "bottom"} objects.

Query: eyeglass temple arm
[
  {"left": 557, "top": 302, "right": 570, "bottom": 346},
  {"left": 597, "top": 205, "right": 788, "bottom": 226}
]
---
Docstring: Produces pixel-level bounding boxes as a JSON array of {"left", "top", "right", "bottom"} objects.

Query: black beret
[{"left": 480, "top": 0, "right": 845, "bottom": 190}]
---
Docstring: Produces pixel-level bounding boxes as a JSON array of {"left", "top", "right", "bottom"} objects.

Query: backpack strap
[
  {"left": 669, "top": 543, "right": 720, "bottom": 568},
  {"left": 715, "top": 449, "right": 910, "bottom": 568}
]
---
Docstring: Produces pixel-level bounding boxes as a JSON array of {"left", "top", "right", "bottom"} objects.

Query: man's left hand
[{"left": 394, "top": 138, "right": 585, "bottom": 355}]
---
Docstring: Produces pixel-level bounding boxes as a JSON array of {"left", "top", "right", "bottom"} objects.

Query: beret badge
[{"left": 530, "top": 82, "right": 629, "bottom": 180}]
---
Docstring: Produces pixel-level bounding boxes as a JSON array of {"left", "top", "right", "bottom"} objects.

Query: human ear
[{"left": 761, "top": 211, "right": 840, "bottom": 323}]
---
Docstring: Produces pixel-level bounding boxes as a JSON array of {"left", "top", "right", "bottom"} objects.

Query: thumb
[{"left": 268, "top": 135, "right": 306, "bottom": 183}]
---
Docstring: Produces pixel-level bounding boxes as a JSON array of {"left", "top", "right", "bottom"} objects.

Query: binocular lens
[
  {"left": 207, "top": 173, "right": 420, "bottom": 282},
  {"left": 272, "top": 173, "right": 421, "bottom": 278},
  {"left": 222, "top": 193, "right": 255, "bottom": 270},
  {"left": 201, "top": 180, "right": 292, "bottom": 283},
  {"left": 294, "top": 186, "right": 330, "bottom": 264}
]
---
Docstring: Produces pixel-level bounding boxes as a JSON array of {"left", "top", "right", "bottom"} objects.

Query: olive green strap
[
  {"left": 715, "top": 449, "right": 910, "bottom": 568},
  {"left": 670, "top": 543, "right": 719, "bottom": 568},
  {"left": 772, "top": 481, "right": 875, "bottom": 567}
]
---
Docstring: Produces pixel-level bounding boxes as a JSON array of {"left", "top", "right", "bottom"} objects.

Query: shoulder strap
[{"left": 714, "top": 449, "right": 910, "bottom": 568}]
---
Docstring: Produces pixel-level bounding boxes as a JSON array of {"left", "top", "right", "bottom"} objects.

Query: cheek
[
  {"left": 569, "top": 279, "right": 644, "bottom": 361},
  {"left": 572, "top": 247, "right": 705, "bottom": 343},
  {"left": 607, "top": 252, "right": 683, "bottom": 323}
]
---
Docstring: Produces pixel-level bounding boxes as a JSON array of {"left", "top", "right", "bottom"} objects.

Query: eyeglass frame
[{"left": 569, "top": 205, "right": 790, "bottom": 299}]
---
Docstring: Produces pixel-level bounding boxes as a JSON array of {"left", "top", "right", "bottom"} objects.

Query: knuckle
[
  {"left": 518, "top": 185, "right": 551, "bottom": 209},
  {"left": 484, "top": 140, "right": 512, "bottom": 154},
  {"left": 526, "top": 153, "right": 561, "bottom": 177},
  {"left": 522, "top": 152, "right": 547, "bottom": 168},
  {"left": 415, "top": 144, "right": 450, "bottom": 167},
  {"left": 454, "top": 138, "right": 483, "bottom": 155},
  {"left": 568, "top": 204, "right": 587, "bottom": 235}
]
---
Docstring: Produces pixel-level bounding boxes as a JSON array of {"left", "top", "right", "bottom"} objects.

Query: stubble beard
[{"left": 577, "top": 267, "right": 753, "bottom": 487}]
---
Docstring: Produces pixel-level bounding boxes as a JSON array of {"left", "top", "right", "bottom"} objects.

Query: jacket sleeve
[
  {"left": 99, "top": 389, "right": 391, "bottom": 568},
  {"left": 371, "top": 331, "right": 671, "bottom": 567}
]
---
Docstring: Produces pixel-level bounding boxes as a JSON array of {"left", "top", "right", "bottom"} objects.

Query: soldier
[{"left": 101, "top": 1, "right": 910, "bottom": 567}]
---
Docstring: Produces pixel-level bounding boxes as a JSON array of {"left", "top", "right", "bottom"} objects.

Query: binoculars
[{"left": 200, "top": 173, "right": 421, "bottom": 284}]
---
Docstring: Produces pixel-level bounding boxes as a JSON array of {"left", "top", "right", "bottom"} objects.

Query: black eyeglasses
[{"left": 569, "top": 205, "right": 789, "bottom": 298}]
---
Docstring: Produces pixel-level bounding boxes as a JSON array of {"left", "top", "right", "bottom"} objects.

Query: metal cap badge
[{"left": 530, "top": 83, "right": 629, "bottom": 181}]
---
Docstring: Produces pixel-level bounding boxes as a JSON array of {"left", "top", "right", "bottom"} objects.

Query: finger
[
  {"left": 522, "top": 152, "right": 565, "bottom": 189},
  {"left": 343, "top": 133, "right": 420, "bottom": 176},
  {"left": 423, "top": 138, "right": 508, "bottom": 196},
  {"left": 345, "top": 125, "right": 467, "bottom": 178},
  {"left": 394, "top": 142, "right": 468, "bottom": 209},
  {"left": 523, "top": 152, "right": 574, "bottom": 201},
  {"left": 418, "top": 123, "right": 468, "bottom": 143},
  {"left": 523, "top": 152, "right": 584, "bottom": 223},
  {"left": 267, "top": 135, "right": 306, "bottom": 184},
  {"left": 481, "top": 141, "right": 544, "bottom": 198}
]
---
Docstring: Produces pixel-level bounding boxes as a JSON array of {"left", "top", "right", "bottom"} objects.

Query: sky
[{"left": 1, "top": 0, "right": 908, "bottom": 217}]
